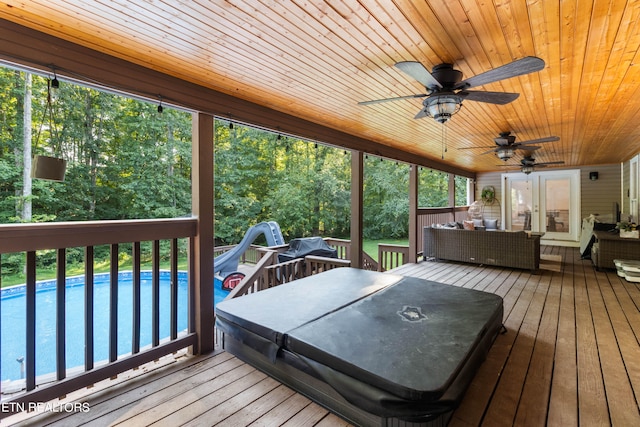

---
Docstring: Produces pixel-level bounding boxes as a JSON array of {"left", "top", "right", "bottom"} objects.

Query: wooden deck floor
[{"left": 5, "top": 245, "right": 640, "bottom": 426}]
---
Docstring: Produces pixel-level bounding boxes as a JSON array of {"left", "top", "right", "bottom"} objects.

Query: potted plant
[{"left": 616, "top": 221, "right": 639, "bottom": 238}]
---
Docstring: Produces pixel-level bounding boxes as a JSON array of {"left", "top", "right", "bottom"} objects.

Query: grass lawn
[{"left": 363, "top": 238, "right": 409, "bottom": 261}]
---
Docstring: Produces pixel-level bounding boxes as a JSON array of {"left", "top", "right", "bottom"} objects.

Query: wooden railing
[
  {"left": 324, "top": 238, "right": 350, "bottom": 260},
  {"left": 305, "top": 255, "right": 351, "bottom": 276},
  {"left": 362, "top": 251, "right": 378, "bottom": 271},
  {"left": 416, "top": 206, "right": 469, "bottom": 254},
  {"left": 0, "top": 218, "right": 198, "bottom": 414},
  {"left": 223, "top": 251, "right": 352, "bottom": 297},
  {"left": 223, "top": 250, "right": 280, "bottom": 299},
  {"left": 378, "top": 244, "right": 410, "bottom": 272},
  {"left": 220, "top": 237, "right": 419, "bottom": 295},
  {"left": 214, "top": 244, "right": 264, "bottom": 265},
  {"left": 265, "top": 258, "right": 306, "bottom": 286}
]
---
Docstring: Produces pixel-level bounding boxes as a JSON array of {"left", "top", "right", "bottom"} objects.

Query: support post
[
  {"left": 409, "top": 164, "right": 418, "bottom": 263},
  {"left": 449, "top": 173, "right": 456, "bottom": 222},
  {"left": 350, "top": 151, "right": 363, "bottom": 268},
  {"left": 192, "top": 112, "right": 215, "bottom": 354}
]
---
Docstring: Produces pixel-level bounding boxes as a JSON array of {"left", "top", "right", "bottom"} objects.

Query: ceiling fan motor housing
[
  {"left": 430, "top": 64, "right": 463, "bottom": 88},
  {"left": 495, "top": 131, "right": 516, "bottom": 145}
]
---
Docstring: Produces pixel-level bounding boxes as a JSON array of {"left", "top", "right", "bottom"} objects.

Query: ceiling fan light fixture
[
  {"left": 424, "top": 95, "right": 461, "bottom": 123},
  {"left": 522, "top": 165, "right": 535, "bottom": 174},
  {"left": 496, "top": 148, "right": 515, "bottom": 161}
]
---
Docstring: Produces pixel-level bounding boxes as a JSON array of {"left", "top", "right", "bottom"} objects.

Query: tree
[
  {"left": 21, "top": 73, "right": 32, "bottom": 221},
  {"left": 363, "top": 157, "right": 410, "bottom": 239}
]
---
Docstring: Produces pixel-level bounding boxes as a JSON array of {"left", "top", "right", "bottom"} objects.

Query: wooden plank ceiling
[{"left": 1, "top": 0, "right": 640, "bottom": 173}]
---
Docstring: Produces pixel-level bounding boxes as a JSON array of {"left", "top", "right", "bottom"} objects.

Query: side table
[{"left": 592, "top": 230, "right": 640, "bottom": 270}]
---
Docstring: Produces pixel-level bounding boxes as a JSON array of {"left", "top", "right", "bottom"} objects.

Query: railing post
[{"left": 409, "top": 164, "right": 418, "bottom": 263}]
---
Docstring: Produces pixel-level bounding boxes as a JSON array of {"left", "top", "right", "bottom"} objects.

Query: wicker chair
[{"left": 423, "top": 227, "right": 542, "bottom": 271}]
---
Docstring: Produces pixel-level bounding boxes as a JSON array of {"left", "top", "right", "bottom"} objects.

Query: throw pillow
[
  {"left": 463, "top": 220, "right": 475, "bottom": 230},
  {"left": 485, "top": 219, "right": 498, "bottom": 229},
  {"left": 472, "top": 218, "right": 484, "bottom": 228}
]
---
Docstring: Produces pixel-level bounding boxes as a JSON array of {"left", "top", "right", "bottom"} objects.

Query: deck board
[
  {"left": 547, "top": 247, "right": 579, "bottom": 426},
  {"left": 5, "top": 246, "right": 640, "bottom": 427}
]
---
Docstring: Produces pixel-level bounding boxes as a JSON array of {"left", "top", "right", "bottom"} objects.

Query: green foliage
[
  {"left": 455, "top": 175, "right": 469, "bottom": 206},
  {"left": 0, "top": 70, "right": 193, "bottom": 223},
  {"left": 363, "top": 158, "right": 410, "bottom": 239},
  {"left": 1, "top": 65, "right": 470, "bottom": 283},
  {"left": 418, "top": 168, "right": 449, "bottom": 207},
  {"left": 214, "top": 125, "right": 351, "bottom": 243}
]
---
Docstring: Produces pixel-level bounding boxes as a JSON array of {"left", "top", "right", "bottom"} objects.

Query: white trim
[{"left": 502, "top": 170, "right": 581, "bottom": 241}]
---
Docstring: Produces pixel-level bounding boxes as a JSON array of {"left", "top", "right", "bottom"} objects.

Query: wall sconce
[{"left": 589, "top": 172, "right": 599, "bottom": 181}]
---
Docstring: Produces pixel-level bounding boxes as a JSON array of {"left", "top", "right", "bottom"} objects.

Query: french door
[{"left": 502, "top": 170, "right": 580, "bottom": 241}]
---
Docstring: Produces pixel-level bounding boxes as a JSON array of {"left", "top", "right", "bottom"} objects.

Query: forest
[{"left": 0, "top": 67, "right": 468, "bottom": 278}]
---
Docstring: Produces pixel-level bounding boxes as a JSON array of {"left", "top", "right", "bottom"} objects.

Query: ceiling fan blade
[
  {"left": 537, "top": 161, "right": 565, "bottom": 166},
  {"left": 414, "top": 108, "right": 428, "bottom": 119},
  {"left": 459, "top": 90, "right": 520, "bottom": 105},
  {"left": 518, "top": 136, "right": 560, "bottom": 145},
  {"left": 358, "top": 93, "right": 427, "bottom": 105},
  {"left": 395, "top": 61, "right": 442, "bottom": 89},
  {"left": 457, "top": 145, "right": 496, "bottom": 150},
  {"left": 518, "top": 145, "right": 542, "bottom": 151},
  {"left": 455, "top": 56, "right": 545, "bottom": 89},
  {"left": 481, "top": 148, "right": 499, "bottom": 155}
]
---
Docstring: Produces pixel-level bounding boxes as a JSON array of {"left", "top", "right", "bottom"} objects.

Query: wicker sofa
[{"left": 423, "top": 226, "right": 542, "bottom": 271}]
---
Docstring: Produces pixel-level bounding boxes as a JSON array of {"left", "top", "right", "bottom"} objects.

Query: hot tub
[{"left": 215, "top": 268, "right": 503, "bottom": 426}]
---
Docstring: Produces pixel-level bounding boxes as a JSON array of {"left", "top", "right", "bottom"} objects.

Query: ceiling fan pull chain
[{"left": 441, "top": 123, "right": 445, "bottom": 159}]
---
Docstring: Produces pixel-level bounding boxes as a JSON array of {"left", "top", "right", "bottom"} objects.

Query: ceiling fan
[
  {"left": 500, "top": 154, "right": 565, "bottom": 174},
  {"left": 358, "top": 57, "right": 545, "bottom": 124},
  {"left": 459, "top": 131, "right": 560, "bottom": 161}
]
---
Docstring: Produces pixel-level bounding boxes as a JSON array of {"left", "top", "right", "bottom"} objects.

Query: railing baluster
[
  {"left": 188, "top": 237, "right": 195, "bottom": 334},
  {"left": 56, "top": 248, "right": 66, "bottom": 380},
  {"left": 109, "top": 244, "right": 118, "bottom": 363},
  {"left": 25, "top": 251, "right": 36, "bottom": 391},
  {"left": 152, "top": 240, "right": 160, "bottom": 347},
  {"left": 171, "top": 238, "right": 178, "bottom": 340},
  {"left": 85, "top": 246, "right": 94, "bottom": 370},
  {"left": 0, "top": 219, "right": 198, "bottom": 415},
  {"left": 132, "top": 242, "right": 141, "bottom": 354}
]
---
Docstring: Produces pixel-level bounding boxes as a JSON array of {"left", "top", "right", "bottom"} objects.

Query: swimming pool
[{"left": 1, "top": 271, "right": 228, "bottom": 383}]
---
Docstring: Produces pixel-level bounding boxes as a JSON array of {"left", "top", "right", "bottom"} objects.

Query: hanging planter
[
  {"left": 32, "top": 155, "right": 66, "bottom": 181},
  {"left": 32, "top": 77, "right": 66, "bottom": 182}
]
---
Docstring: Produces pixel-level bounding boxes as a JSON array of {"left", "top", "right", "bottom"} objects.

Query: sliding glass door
[{"left": 502, "top": 170, "right": 580, "bottom": 241}]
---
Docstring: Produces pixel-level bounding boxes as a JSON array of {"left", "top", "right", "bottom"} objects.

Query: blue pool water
[{"left": 1, "top": 272, "right": 228, "bottom": 382}]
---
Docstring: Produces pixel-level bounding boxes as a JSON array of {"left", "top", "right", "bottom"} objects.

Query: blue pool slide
[{"left": 214, "top": 221, "right": 284, "bottom": 279}]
